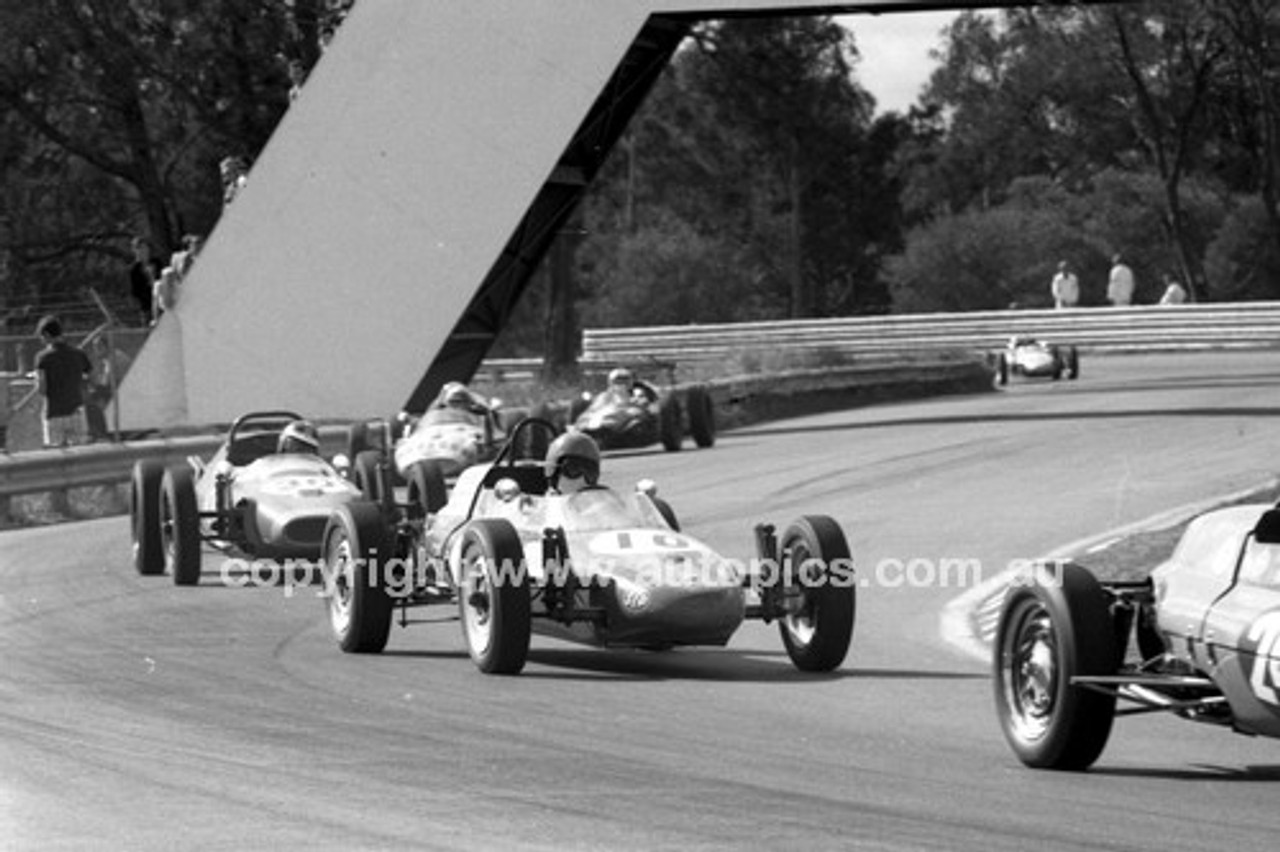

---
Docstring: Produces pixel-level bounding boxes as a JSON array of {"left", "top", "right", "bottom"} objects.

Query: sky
[{"left": 836, "top": 10, "right": 960, "bottom": 115}]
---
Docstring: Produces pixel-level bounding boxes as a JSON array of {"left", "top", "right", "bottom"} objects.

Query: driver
[
  {"left": 544, "top": 431, "right": 601, "bottom": 494},
  {"left": 277, "top": 419, "right": 320, "bottom": 455},
  {"left": 594, "top": 367, "right": 640, "bottom": 408}
]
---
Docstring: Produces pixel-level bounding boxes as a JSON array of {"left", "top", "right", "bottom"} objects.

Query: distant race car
[
  {"left": 346, "top": 384, "right": 531, "bottom": 514},
  {"left": 994, "top": 336, "right": 1079, "bottom": 384},
  {"left": 318, "top": 417, "right": 855, "bottom": 675},
  {"left": 568, "top": 371, "right": 716, "bottom": 452},
  {"left": 130, "top": 411, "right": 362, "bottom": 585},
  {"left": 993, "top": 502, "right": 1280, "bottom": 770}
]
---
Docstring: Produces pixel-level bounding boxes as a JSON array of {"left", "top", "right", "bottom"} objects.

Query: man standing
[
  {"left": 1050, "top": 260, "right": 1079, "bottom": 308},
  {"left": 1107, "top": 254, "right": 1135, "bottom": 306},
  {"left": 129, "top": 236, "right": 160, "bottom": 326},
  {"left": 33, "top": 315, "right": 92, "bottom": 448}
]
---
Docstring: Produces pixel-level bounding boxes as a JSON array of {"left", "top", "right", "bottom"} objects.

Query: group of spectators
[{"left": 1049, "top": 255, "right": 1188, "bottom": 309}]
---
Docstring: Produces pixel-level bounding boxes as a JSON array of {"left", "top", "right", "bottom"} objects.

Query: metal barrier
[{"left": 580, "top": 303, "right": 1280, "bottom": 364}]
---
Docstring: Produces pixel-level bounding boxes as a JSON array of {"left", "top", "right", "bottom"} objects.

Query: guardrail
[
  {"left": 579, "top": 303, "right": 1280, "bottom": 364},
  {"left": 0, "top": 359, "right": 987, "bottom": 516}
]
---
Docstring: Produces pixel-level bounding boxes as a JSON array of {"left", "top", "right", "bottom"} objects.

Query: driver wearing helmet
[
  {"left": 594, "top": 367, "right": 642, "bottom": 408},
  {"left": 277, "top": 419, "right": 320, "bottom": 455},
  {"left": 545, "top": 431, "right": 601, "bottom": 494}
]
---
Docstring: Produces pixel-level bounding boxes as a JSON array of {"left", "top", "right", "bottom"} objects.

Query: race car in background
[
  {"left": 994, "top": 336, "right": 1080, "bottom": 385},
  {"left": 346, "top": 383, "right": 531, "bottom": 514},
  {"left": 130, "top": 411, "right": 362, "bottom": 585},
  {"left": 993, "top": 501, "right": 1280, "bottom": 770},
  {"left": 567, "top": 368, "right": 716, "bottom": 452},
  {"left": 319, "top": 417, "right": 855, "bottom": 675}
]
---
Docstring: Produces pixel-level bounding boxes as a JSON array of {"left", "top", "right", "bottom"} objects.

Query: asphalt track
[{"left": 4, "top": 351, "right": 1280, "bottom": 850}]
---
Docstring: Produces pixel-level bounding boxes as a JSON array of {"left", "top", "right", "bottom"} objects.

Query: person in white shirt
[
  {"left": 1107, "top": 254, "right": 1135, "bottom": 306},
  {"left": 1159, "top": 273, "right": 1188, "bottom": 305},
  {"left": 1050, "top": 260, "right": 1079, "bottom": 308}
]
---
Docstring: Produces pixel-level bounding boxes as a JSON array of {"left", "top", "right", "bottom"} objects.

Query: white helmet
[
  {"left": 608, "top": 367, "right": 633, "bottom": 388},
  {"left": 278, "top": 420, "right": 320, "bottom": 454}
]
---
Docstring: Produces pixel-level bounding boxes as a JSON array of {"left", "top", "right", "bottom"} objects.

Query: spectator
[
  {"left": 152, "top": 265, "right": 180, "bottom": 325},
  {"left": 1107, "top": 254, "right": 1135, "bottom": 306},
  {"left": 220, "top": 156, "right": 249, "bottom": 208},
  {"left": 169, "top": 233, "right": 203, "bottom": 280},
  {"left": 287, "top": 58, "right": 308, "bottom": 102},
  {"left": 33, "top": 315, "right": 92, "bottom": 448},
  {"left": 1159, "top": 273, "right": 1188, "bottom": 305},
  {"left": 128, "top": 236, "right": 161, "bottom": 326},
  {"left": 1050, "top": 260, "right": 1079, "bottom": 309}
]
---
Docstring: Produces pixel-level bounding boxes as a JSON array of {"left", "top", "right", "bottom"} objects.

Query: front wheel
[
  {"left": 777, "top": 516, "right": 856, "bottom": 672},
  {"left": 996, "top": 353, "right": 1010, "bottom": 386},
  {"left": 686, "top": 386, "right": 716, "bottom": 448},
  {"left": 406, "top": 459, "right": 448, "bottom": 518},
  {"left": 658, "top": 395, "right": 683, "bottom": 452},
  {"left": 131, "top": 459, "right": 166, "bottom": 576},
  {"left": 457, "top": 519, "right": 531, "bottom": 674},
  {"left": 353, "top": 450, "right": 383, "bottom": 503},
  {"left": 993, "top": 561, "right": 1117, "bottom": 770},
  {"left": 161, "top": 466, "right": 201, "bottom": 586},
  {"left": 322, "top": 502, "right": 394, "bottom": 653}
]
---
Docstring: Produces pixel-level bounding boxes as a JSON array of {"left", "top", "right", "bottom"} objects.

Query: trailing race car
[
  {"left": 130, "top": 411, "right": 362, "bottom": 585},
  {"left": 568, "top": 368, "right": 715, "bottom": 452},
  {"left": 319, "top": 418, "right": 855, "bottom": 675},
  {"left": 994, "top": 336, "right": 1079, "bottom": 385},
  {"left": 994, "top": 502, "right": 1280, "bottom": 770},
  {"left": 346, "top": 383, "right": 530, "bottom": 514}
]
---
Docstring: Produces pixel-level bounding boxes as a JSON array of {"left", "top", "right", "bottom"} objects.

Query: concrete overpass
[{"left": 114, "top": 1, "right": 1058, "bottom": 430}]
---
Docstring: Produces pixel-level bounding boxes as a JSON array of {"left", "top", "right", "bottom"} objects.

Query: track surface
[{"left": 4, "top": 352, "right": 1280, "bottom": 850}]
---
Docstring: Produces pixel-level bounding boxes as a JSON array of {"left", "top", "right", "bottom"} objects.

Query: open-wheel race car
[
  {"left": 130, "top": 411, "right": 362, "bottom": 585},
  {"left": 994, "top": 501, "right": 1280, "bottom": 770},
  {"left": 994, "top": 336, "right": 1079, "bottom": 385},
  {"left": 319, "top": 417, "right": 855, "bottom": 675},
  {"left": 345, "top": 383, "right": 532, "bottom": 514},
  {"left": 567, "top": 368, "right": 716, "bottom": 452}
]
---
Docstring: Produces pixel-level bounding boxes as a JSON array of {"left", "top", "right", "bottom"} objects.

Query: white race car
[{"left": 995, "top": 336, "right": 1080, "bottom": 384}]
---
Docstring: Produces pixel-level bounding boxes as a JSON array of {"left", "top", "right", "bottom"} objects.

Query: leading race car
[
  {"left": 568, "top": 368, "right": 715, "bottom": 452},
  {"left": 994, "top": 502, "right": 1280, "bottom": 770},
  {"left": 319, "top": 418, "right": 855, "bottom": 675},
  {"left": 130, "top": 411, "right": 362, "bottom": 585},
  {"left": 994, "top": 336, "right": 1079, "bottom": 384}
]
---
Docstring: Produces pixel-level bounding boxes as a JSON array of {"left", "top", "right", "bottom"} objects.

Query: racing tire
[
  {"left": 457, "top": 519, "right": 532, "bottom": 675},
  {"left": 993, "top": 561, "right": 1118, "bottom": 770},
  {"left": 1065, "top": 346, "right": 1080, "bottom": 380},
  {"left": 567, "top": 396, "right": 590, "bottom": 427},
  {"left": 995, "top": 353, "right": 1009, "bottom": 387},
  {"left": 658, "top": 394, "right": 683, "bottom": 452},
  {"left": 347, "top": 422, "right": 371, "bottom": 471},
  {"left": 322, "top": 502, "right": 394, "bottom": 654},
  {"left": 1050, "top": 347, "right": 1064, "bottom": 381},
  {"left": 131, "top": 459, "right": 166, "bottom": 576},
  {"left": 353, "top": 450, "right": 383, "bottom": 503},
  {"left": 686, "top": 386, "right": 716, "bottom": 449},
  {"left": 406, "top": 459, "right": 448, "bottom": 518},
  {"left": 777, "top": 515, "right": 855, "bottom": 673},
  {"left": 161, "top": 466, "right": 202, "bottom": 586}
]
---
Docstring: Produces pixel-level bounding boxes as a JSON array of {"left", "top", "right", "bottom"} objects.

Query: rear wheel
[
  {"left": 131, "top": 459, "right": 166, "bottom": 576},
  {"left": 658, "top": 395, "right": 683, "bottom": 452},
  {"left": 322, "top": 502, "right": 394, "bottom": 653},
  {"left": 777, "top": 516, "right": 855, "bottom": 672},
  {"left": 994, "top": 561, "right": 1117, "bottom": 770},
  {"left": 687, "top": 386, "right": 715, "bottom": 448},
  {"left": 161, "top": 466, "right": 201, "bottom": 586},
  {"left": 458, "top": 519, "right": 531, "bottom": 674},
  {"left": 353, "top": 450, "right": 383, "bottom": 502},
  {"left": 1065, "top": 346, "right": 1080, "bottom": 380},
  {"left": 406, "top": 459, "right": 448, "bottom": 518},
  {"left": 996, "top": 353, "right": 1010, "bottom": 386}
]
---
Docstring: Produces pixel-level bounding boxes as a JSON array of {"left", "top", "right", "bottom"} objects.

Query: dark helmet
[
  {"left": 278, "top": 419, "right": 320, "bottom": 454},
  {"left": 544, "top": 431, "right": 601, "bottom": 491}
]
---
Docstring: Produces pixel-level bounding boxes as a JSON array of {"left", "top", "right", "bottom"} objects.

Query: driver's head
[
  {"left": 544, "top": 431, "right": 601, "bottom": 493},
  {"left": 607, "top": 368, "right": 633, "bottom": 393},
  {"left": 443, "top": 383, "right": 471, "bottom": 410},
  {"left": 277, "top": 419, "right": 320, "bottom": 455}
]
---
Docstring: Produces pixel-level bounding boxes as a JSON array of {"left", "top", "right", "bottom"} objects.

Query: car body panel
[
  {"left": 426, "top": 463, "right": 746, "bottom": 648},
  {"left": 393, "top": 407, "right": 500, "bottom": 477}
]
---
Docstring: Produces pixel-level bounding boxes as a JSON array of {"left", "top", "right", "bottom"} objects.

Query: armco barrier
[
  {"left": 580, "top": 303, "right": 1280, "bottom": 364},
  {"left": 0, "top": 358, "right": 988, "bottom": 513}
]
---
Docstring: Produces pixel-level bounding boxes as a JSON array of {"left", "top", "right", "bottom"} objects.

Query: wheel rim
[
  {"left": 461, "top": 547, "right": 493, "bottom": 655},
  {"left": 326, "top": 534, "right": 355, "bottom": 636},
  {"left": 782, "top": 540, "right": 817, "bottom": 646},
  {"left": 1004, "top": 601, "right": 1058, "bottom": 742}
]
